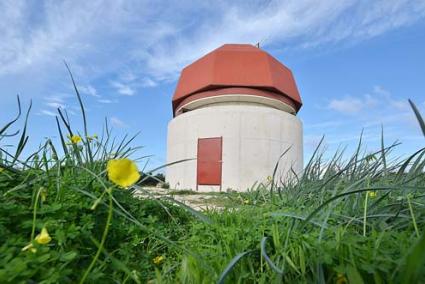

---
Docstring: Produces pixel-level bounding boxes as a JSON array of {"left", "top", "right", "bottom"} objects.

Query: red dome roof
[{"left": 172, "top": 44, "right": 302, "bottom": 115}]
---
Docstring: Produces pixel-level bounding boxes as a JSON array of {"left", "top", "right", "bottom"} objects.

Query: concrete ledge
[{"left": 176, "top": 94, "right": 296, "bottom": 115}]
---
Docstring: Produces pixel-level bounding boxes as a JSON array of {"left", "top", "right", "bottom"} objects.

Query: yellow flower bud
[
  {"left": 68, "top": 134, "right": 82, "bottom": 144},
  {"left": 153, "top": 255, "right": 165, "bottom": 265},
  {"left": 35, "top": 227, "right": 52, "bottom": 245}
]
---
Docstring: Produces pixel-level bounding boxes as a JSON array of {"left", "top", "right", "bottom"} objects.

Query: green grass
[{"left": 0, "top": 73, "right": 424, "bottom": 283}]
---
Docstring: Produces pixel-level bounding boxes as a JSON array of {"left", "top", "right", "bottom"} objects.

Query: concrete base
[{"left": 166, "top": 102, "right": 303, "bottom": 192}]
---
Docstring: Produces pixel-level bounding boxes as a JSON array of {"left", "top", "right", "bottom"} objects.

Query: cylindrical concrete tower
[{"left": 166, "top": 44, "right": 303, "bottom": 192}]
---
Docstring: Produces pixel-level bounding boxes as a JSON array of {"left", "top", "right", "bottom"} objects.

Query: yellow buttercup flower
[
  {"left": 107, "top": 158, "right": 141, "bottom": 188},
  {"left": 153, "top": 255, "right": 165, "bottom": 265},
  {"left": 267, "top": 176, "right": 273, "bottom": 182},
  {"left": 368, "top": 191, "right": 377, "bottom": 198},
  {"left": 35, "top": 227, "right": 52, "bottom": 244},
  {"left": 69, "top": 134, "right": 82, "bottom": 144}
]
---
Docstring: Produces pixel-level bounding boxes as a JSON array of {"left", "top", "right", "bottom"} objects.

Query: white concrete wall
[{"left": 166, "top": 102, "right": 303, "bottom": 192}]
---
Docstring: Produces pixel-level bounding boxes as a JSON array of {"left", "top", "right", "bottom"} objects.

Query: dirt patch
[{"left": 133, "top": 187, "right": 227, "bottom": 211}]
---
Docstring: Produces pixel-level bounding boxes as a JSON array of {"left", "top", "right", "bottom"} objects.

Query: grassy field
[{"left": 0, "top": 78, "right": 424, "bottom": 283}]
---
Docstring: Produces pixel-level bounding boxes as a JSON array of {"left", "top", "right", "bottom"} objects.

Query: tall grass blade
[
  {"left": 217, "top": 250, "right": 256, "bottom": 284},
  {"left": 347, "top": 266, "right": 364, "bottom": 284},
  {"left": 408, "top": 99, "right": 425, "bottom": 136},
  {"left": 260, "top": 237, "right": 283, "bottom": 275},
  {"left": 271, "top": 147, "right": 291, "bottom": 198},
  {"left": 398, "top": 232, "right": 425, "bottom": 283},
  {"left": 55, "top": 116, "right": 69, "bottom": 156},
  {"left": 161, "top": 196, "right": 212, "bottom": 224},
  {"left": 381, "top": 125, "right": 387, "bottom": 174},
  {"left": 350, "top": 129, "right": 364, "bottom": 178},
  {"left": 57, "top": 108, "right": 73, "bottom": 136},
  {"left": 301, "top": 186, "right": 422, "bottom": 229},
  {"left": 12, "top": 100, "right": 32, "bottom": 165},
  {"left": 396, "top": 147, "right": 425, "bottom": 178},
  {"left": 303, "top": 135, "right": 325, "bottom": 179},
  {"left": 64, "top": 61, "right": 93, "bottom": 163},
  {"left": 0, "top": 95, "right": 21, "bottom": 137},
  {"left": 269, "top": 212, "right": 325, "bottom": 228},
  {"left": 138, "top": 158, "right": 194, "bottom": 183}
]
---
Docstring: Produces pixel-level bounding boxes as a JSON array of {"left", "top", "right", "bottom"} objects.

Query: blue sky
[{"left": 1, "top": 0, "right": 424, "bottom": 170}]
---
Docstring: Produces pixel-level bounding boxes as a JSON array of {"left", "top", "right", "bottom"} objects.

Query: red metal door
[{"left": 197, "top": 137, "right": 222, "bottom": 187}]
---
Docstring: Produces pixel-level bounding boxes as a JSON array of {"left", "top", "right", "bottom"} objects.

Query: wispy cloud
[
  {"left": 137, "top": 0, "right": 425, "bottom": 81},
  {"left": 45, "top": 101, "right": 66, "bottom": 109},
  {"left": 372, "top": 85, "right": 410, "bottom": 111},
  {"left": 111, "top": 81, "right": 135, "bottom": 96},
  {"left": 1, "top": 0, "right": 424, "bottom": 87},
  {"left": 44, "top": 94, "right": 72, "bottom": 104},
  {"left": 79, "top": 85, "right": 100, "bottom": 98},
  {"left": 141, "top": 77, "right": 157, "bottom": 88},
  {"left": 327, "top": 85, "right": 409, "bottom": 115},
  {"left": 97, "top": 99, "right": 117, "bottom": 104},
  {"left": 303, "top": 85, "right": 423, "bottom": 156},
  {"left": 328, "top": 96, "right": 364, "bottom": 114},
  {"left": 39, "top": 93, "right": 79, "bottom": 116},
  {"left": 110, "top": 116, "right": 128, "bottom": 128},
  {"left": 39, "top": 110, "right": 57, "bottom": 117}
]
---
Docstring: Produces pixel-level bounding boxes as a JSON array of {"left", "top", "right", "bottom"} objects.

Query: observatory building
[{"left": 166, "top": 44, "right": 303, "bottom": 191}]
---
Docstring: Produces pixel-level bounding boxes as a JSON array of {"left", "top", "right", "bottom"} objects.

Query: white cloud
[
  {"left": 312, "top": 85, "right": 423, "bottom": 156},
  {"left": 373, "top": 85, "right": 410, "bottom": 111},
  {"left": 44, "top": 94, "right": 72, "bottom": 103},
  {"left": 111, "top": 81, "right": 135, "bottom": 96},
  {"left": 137, "top": 0, "right": 425, "bottom": 81},
  {"left": 39, "top": 109, "right": 57, "bottom": 116},
  {"left": 110, "top": 116, "right": 128, "bottom": 128},
  {"left": 41, "top": 93, "right": 82, "bottom": 116},
  {"left": 1, "top": 0, "right": 424, "bottom": 85},
  {"left": 141, "top": 77, "right": 157, "bottom": 88},
  {"left": 120, "top": 71, "right": 137, "bottom": 82},
  {"left": 78, "top": 85, "right": 100, "bottom": 98},
  {"left": 328, "top": 96, "right": 363, "bottom": 114},
  {"left": 328, "top": 85, "right": 410, "bottom": 115},
  {"left": 97, "top": 99, "right": 117, "bottom": 104},
  {"left": 43, "top": 93, "right": 73, "bottom": 111},
  {"left": 45, "top": 102, "right": 66, "bottom": 109},
  {"left": 0, "top": 1, "right": 102, "bottom": 75}
]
